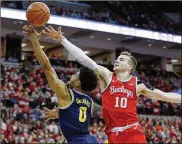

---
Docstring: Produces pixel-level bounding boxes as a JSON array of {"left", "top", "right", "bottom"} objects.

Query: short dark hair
[
  {"left": 79, "top": 66, "right": 98, "bottom": 91},
  {"left": 120, "top": 51, "right": 137, "bottom": 73}
]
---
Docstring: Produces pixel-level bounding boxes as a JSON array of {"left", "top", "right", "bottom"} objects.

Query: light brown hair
[{"left": 120, "top": 51, "right": 137, "bottom": 73}]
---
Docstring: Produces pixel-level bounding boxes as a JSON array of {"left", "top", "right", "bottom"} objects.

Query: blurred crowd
[
  {"left": 0, "top": 59, "right": 181, "bottom": 143},
  {"left": 1, "top": 1, "right": 181, "bottom": 34},
  {"left": 140, "top": 115, "right": 181, "bottom": 144}
]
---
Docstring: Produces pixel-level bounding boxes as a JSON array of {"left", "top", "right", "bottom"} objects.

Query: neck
[
  {"left": 74, "top": 87, "right": 84, "bottom": 93},
  {"left": 115, "top": 71, "right": 131, "bottom": 81}
]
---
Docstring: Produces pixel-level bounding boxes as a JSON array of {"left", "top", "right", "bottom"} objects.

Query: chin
[
  {"left": 113, "top": 67, "right": 120, "bottom": 71},
  {"left": 113, "top": 67, "right": 125, "bottom": 72}
]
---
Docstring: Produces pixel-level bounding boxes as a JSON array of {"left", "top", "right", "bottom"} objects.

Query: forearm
[
  {"left": 144, "top": 88, "right": 182, "bottom": 103},
  {"left": 60, "top": 36, "right": 98, "bottom": 70},
  {"left": 31, "top": 40, "right": 51, "bottom": 70},
  {"left": 166, "top": 92, "right": 182, "bottom": 103}
]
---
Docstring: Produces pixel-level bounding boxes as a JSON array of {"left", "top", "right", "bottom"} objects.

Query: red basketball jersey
[{"left": 102, "top": 73, "right": 139, "bottom": 134}]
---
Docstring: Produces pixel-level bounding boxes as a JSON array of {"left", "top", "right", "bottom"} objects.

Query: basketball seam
[
  {"left": 26, "top": 10, "right": 42, "bottom": 13},
  {"left": 29, "top": 12, "right": 44, "bottom": 23},
  {"left": 33, "top": 4, "right": 42, "bottom": 10},
  {"left": 39, "top": 3, "right": 46, "bottom": 25},
  {"left": 41, "top": 3, "right": 48, "bottom": 20},
  {"left": 40, "top": 9, "right": 49, "bottom": 25},
  {"left": 40, "top": 12, "right": 46, "bottom": 25}
]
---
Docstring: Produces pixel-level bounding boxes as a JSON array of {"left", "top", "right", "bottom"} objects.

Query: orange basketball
[{"left": 26, "top": 2, "right": 50, "bottom": 27}]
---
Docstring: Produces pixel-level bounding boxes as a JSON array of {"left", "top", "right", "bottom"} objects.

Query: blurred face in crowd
[
  {"left": 113, "top": 55, "right": 133, "bottom": 73},
  {"left": 67, "top": 72, "right": 80, "bottom": 89}
]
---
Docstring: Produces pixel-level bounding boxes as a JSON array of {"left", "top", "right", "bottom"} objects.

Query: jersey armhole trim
[
  {"left": 136, "top": 77, "right": 140, "bottom": 97},
  {"left": 58, "top": 89, "right": 74, "bottom": 109},
  {"left": 101, "top": 72, "right": 113, "bottom": 94},
  {"left": 91, "top": 98, "right": 94, "bottom": 116}
]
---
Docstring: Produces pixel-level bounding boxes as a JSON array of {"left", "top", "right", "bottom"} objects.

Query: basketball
[{"left": 26, "top": 2, "right": 50, "bottom": 27}]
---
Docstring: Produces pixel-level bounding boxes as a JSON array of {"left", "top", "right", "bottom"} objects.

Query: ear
[
  {"left": 76, "top": 81, "right": 81, "bottom": 86},
  {"left": 127, "top": 64, "right": 132, "bottom": 70}
]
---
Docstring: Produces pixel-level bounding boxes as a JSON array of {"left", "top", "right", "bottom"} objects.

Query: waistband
[
  {"left": 67, "top": 133, "right": 90, "bottom": 142},
  {"left": 111, "top": 122, "right": 139, "bottom": 135}
]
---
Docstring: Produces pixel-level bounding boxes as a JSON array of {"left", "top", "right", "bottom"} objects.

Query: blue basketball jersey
[{"left": 58, "top": 89, "right": 94, "bottom": 141}]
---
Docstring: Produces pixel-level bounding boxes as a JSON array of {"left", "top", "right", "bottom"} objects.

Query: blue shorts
[{"left": 68, "top": 134, "right": 98, "bottom": 144}]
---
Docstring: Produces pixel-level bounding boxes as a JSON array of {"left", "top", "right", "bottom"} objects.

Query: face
[
  {"left": 113, "top": 55, "right": 132, "bottom": 72},
  {"left": 67, "top": 72, "right": 80, "bottom": 89}
]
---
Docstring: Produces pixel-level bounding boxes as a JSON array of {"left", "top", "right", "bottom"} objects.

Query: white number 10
[{"left": 115, "top": 97, "right": 127, "bottom": 108}]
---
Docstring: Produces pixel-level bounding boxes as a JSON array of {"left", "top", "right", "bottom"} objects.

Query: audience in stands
[
  {"left": 0, "top": 59, "right": 181, "bottom": 143},
  {"left": 1, "top": 1, "right": 181, "bottom": 34}
]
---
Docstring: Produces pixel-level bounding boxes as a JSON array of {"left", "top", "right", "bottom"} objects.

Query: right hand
[
  {"left": 23, "top": 25, "right": 42, "bottom": 42},
  {"left": 42, "top": 107, "right": 58, "bottom": 122},
  {"left": 42, "top": 25, "right": 63, "bottom": 41}
]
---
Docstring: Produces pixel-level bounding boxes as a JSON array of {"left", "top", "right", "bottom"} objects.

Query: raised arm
[
  {"left": 23, "top": 25, "right": 71, "bottom": 107},
  {"left": 42, "top": 26, "right": 112, "bottom": 81},
  {"left": 138, "top": 81, "right": 181, "bottom": 103}
]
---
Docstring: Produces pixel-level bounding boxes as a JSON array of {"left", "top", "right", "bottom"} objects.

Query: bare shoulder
[
  {"left": 44, "top": 68, "right": 71, "bottom": 106},
  {"left": 54, "top": 79, "right": 71, "bottom": 107},
  {"left": 55, "top": 79, "right": 70, "bottom": 96}
]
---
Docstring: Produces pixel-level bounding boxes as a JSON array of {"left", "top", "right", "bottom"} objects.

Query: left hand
[
  {"left": 41, "top": 107, "right": 58, "bottom": 122},
  {"left": 23, "top": 25, "right": 42, "bottom": 41},
  {"left": 42, "top": 25, "right": 64, "bottom": 41}
]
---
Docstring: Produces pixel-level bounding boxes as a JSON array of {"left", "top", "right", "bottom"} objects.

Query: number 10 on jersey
[{"left": 115, "top": 97, "right": 127, "bottom": 108}]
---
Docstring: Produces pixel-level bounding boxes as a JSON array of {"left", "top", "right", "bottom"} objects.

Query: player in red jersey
[{"left": 42, "top": 26, "right": 182, "bottom": 143}]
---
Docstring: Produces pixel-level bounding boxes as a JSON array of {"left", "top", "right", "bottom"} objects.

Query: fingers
[
  {"left": 58, "top": 27, "right": 61, "bottom": 32},
  {"left": 45, "top": 118, "right": 50, "bottom": 122},
  {"left": 43, "top": 107, "right": 51, "bottom": 112},
  {"left": 45, "top": 27, "right": 51, "bottom": 32},
  {"left": 23, "top": 25, "right": 35, "bottom": 35},
  {"left": 24, "top": 25, "right": 34, "bottom": 32},
  {"left": 23, "top": 31, "right": 30, "bottom": 35},
  {"left": 41, "top": 115, "right": 48, "bottom": 119},
  {"left": 42, "top": 30, "right": 50, "bottom": 36},
  {"left": 48, "top": 25, "right": 54, "bottom": 31},
  {"left": 23, "top": 25, "right": 30, "bottom": 33},
  {"left": 58, "top": 27, "right": 64, "bottom": 35},
  {"left": 29, "top": 25, "right": 35, "bottom": 32},
  {"left": 23, "top": 25, "right": 31, "bottom": 35}
]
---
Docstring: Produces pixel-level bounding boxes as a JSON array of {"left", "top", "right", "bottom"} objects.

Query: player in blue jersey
[{"left": 23, "top": 25, "right": 99, "bottom": 143}]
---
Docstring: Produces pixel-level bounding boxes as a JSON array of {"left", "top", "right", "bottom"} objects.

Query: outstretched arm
[
  {"left": 42, "top": 26, "right": 112, "bottom": 80},
  {"left": 23, "top": 25, "right": 71, "bottom": 107},
  {"left": 138, "top": 81, "right": 181, "bottom": 103}
]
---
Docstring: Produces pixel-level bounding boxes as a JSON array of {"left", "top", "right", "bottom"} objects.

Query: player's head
[
  {"left": 113, "top": 51, "right": 137, "bottom": 74},
  {"left": 67, "top": 66, "right": 98, "bottom": 92}
]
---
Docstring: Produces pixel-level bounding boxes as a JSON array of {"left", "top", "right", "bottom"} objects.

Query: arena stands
[
  {"left": 1, "top": 1, "right": 181, "bottom": 34},
  {"left": 0, "top": 59, "right": 181, "bottom": 143}
]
